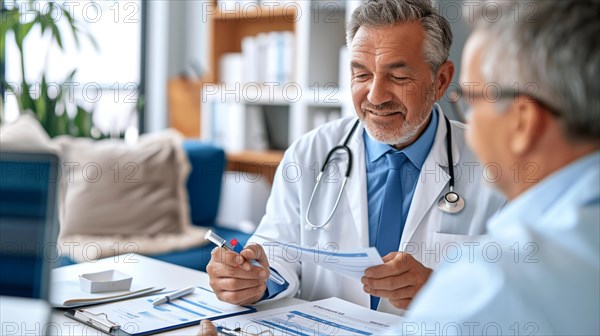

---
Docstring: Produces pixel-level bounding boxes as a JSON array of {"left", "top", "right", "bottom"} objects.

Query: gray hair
[
  {"left": 346, "top": 0, "right": 453, "bottom": 72},
  {"left": 474, "top": 0, "right": 600, "bottom": 143}
]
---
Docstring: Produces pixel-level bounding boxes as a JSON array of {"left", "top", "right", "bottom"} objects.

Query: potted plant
[{"left": 1, "top": 0, "right": 100, "bottom": 137}]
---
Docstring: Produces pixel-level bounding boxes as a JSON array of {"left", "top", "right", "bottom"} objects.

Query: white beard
[{"left": 362, "top": 90, "right": 436, "bottom": 147}]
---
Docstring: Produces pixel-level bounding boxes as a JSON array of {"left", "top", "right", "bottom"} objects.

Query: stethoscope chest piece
[
  {"left": 436, "top": 113, "right": 465, "bottom": 215},
  {"left": 438, "top": 190, "right": 465, "bottom": 214}
]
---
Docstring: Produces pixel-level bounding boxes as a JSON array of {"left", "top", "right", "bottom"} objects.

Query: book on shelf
[
  {"left": 233, "top": 31, "right": 295, "bottom": 86},
  {"left": 208, "top": 101, "right": 268, "bottom": 152}
]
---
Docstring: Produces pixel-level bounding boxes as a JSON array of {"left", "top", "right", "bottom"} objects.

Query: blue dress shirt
[{"left": 364, "top": 108, "right": 438, "bottom": 248}]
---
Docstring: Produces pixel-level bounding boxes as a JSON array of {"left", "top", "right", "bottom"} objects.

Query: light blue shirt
[
  {"left": 398, "top": 151, "right": 600, "bottom": 335},
  {"left": 364, "top": 108, "right": 438, "bottom": 247}
]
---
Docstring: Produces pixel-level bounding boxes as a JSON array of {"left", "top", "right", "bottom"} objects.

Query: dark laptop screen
[{"left": 0, "top": 151, "right": 59, "bottom": 299}]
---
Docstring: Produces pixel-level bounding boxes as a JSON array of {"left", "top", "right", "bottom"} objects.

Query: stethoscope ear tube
[
  {"left": 321, "top": 145, "right": 353, "bottom": 177},
  {"left": 444, "top": 115, "right": 455, "bottom": 191},
  {"left": 306, "top": 119, "right": 360, "bottom": 229},
  {"left": 306, "top": 172, "right": 349, "bottom": 229},
  {"left": 319, "top": 119, "right": 360, "bottom": 176}
]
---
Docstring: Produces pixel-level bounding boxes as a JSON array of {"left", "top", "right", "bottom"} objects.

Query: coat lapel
[
  {"left": 344, "top": 122, "right": 370, "bottom": 247},
  {"left": 401, "top": 108, "right": 461, "bottom": 245}
]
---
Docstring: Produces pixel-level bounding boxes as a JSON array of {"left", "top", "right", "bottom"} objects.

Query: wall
[
  {"left": 434, "top": 0, "right": 472, "bottom": 120},
  {"left": 145, "top": 0, "right": 208, "bottom": 133}
]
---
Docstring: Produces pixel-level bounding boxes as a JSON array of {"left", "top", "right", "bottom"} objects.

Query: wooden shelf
[
  {"left": 226, "top": 150, "right": 284, "bottom": 185},
  {"left": 208, "top": 4, "right": 296, "bottom": 83}
]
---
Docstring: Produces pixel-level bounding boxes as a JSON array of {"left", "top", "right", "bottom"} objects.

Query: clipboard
[
  {"left": 66, "top": 310, "right": 123, "bottom": 335},
  {"left": 65, "top": 287, "right": 256, "bottom": 336}
]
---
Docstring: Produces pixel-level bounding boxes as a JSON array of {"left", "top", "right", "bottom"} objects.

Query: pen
[
  {"left": 216, "top": 326, "right": 243, "bottom": 336},
  {"left": 204, "top": 230, "right": 286, "bottom": 285},
  {"left": 151, "top": 286, "right": 195, "bottom": 306}
]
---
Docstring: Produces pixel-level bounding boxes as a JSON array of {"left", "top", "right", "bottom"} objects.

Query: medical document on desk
[
  {"left": 214, "top": 297, "right": 401, "bottom": 336},
  {"left": 262, "top": 241, "right": 383, "bottom": 280},
  {"left": 66, "top": 287, "right": 254, "bottom": 335}
]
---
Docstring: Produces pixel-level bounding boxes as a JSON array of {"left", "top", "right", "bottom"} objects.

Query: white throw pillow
[
  {"left": 0, "top": 114, "right": 55, "bottom": 153},
  {"left": 53, "top": 130, "right": 207, "bottom": 261},
  {"left": 1, "top": 115, "right": 208, "bottom": 261}
]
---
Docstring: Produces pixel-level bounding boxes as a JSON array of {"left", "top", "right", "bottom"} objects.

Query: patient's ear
[
  {"left": 509, "top": 97, "right": 546, "bottom": 155},
  {"left": 434, "top": 61, "right": 455, "bottom": 101}
]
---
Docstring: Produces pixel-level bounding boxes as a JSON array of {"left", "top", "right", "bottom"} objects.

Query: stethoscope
[{"left": 305, "top": 109, "right": 465, "bottom": 230}]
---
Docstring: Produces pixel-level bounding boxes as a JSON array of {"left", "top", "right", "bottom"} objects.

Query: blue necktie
[{"left": 371, "top": 151, "right": 407, "bottom": 310}]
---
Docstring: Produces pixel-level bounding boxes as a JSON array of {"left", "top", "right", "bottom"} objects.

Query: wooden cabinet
[{"left": 167, "top": 77, "right": 204, "bottom": 138}]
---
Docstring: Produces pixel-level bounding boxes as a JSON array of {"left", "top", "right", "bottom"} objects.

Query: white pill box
[{"left": 79, "top": 270, "right": 133, "bottom": 293}]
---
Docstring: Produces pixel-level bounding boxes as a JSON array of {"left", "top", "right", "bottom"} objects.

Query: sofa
[
  {"left": 151, "top": 140, "right": 253, "bottom": 271},
  {"left": 58, "top": 140, "right": 253, "bottom": 271}
]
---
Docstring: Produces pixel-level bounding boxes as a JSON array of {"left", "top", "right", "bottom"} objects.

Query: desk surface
[
  {"left": 0, "top": 296, "right": 51, "bottom": 335},
  {"left": 48, "top": 254, "right": 303, "bottom": 335}
]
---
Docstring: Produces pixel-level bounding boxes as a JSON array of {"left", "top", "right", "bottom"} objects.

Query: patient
[
  {"left": 197, "top": 0, "right": 599, "bottom": 334},
  {"left": 397, "top": 0, "right": 599, "bottom": 334}
]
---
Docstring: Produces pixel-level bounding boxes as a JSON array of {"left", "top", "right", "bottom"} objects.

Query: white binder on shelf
[
  {"left": 209, "top": 100, "right": 268, "bottom": 152},
  {"left": 242, "top": 36, "right": 258, "bottom": 84}
]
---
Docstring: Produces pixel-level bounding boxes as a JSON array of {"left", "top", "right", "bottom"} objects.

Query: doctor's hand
[
  {"left": 361, "top": 252, "right": 432, "bottom": 310},
  {"left": 206, "top": 243, "right": 270, "bottom": 306}
]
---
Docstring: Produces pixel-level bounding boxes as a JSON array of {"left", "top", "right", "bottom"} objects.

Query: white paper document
[
  {"left": 214, "top": 297, "right": 401, "bottom": 336},
  {"left": 50, "top": 279, "right": 163, "bottom": 308},
  {"left": 263, "top": 242, "right": 383, "bottom": 280}
]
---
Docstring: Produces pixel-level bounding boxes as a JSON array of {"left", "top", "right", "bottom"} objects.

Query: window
[{"left": 3, "top": 0, "right": 144, "bottom": 136}]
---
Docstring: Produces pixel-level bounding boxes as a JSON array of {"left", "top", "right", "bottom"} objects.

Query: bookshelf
[
  {"left": 208, "top": 3, "right": 297, "bottom": 83},
  {"left": 200, "top": 1, "right": 362, "bottom": 181}
]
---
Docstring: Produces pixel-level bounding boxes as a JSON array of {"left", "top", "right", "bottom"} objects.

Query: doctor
[{"left": 207, "top": 0, "right": 505, "bottom": 314}]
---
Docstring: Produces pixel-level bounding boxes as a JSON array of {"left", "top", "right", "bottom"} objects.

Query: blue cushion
[{"left": 183, "top": 141, "right": 226, "bottom": 227}]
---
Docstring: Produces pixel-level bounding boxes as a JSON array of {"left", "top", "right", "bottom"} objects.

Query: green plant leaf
[
  {"left": 49, "top": 20, "right": 64, "bottom": 50},
  {"left": 62, "top": 7, "right": 81, "bottom": 49},
  {"left": 54, "top": 109, "right": 69, "bottom": 137},
  {"left": 38, "top": 11, "right": 49, "bottom": 35},
  {"left": 74, "top": 105, "right": 93, "bottom": 138},
  {"left": 36, "top": 77, "right": 50, "bottom": 127},
  {"left": 43, "top": 101, "right": 54, "bottom": 136},
  {"left": 11, "top": 14, "right": 29, "bottom": 53},
  {"left": 19, "top": 82, "right": 37, "bottom": 115},
  {"left": 64, "top": 68, "right": 77, "bottom": 82},
  {"left": 16, "top": 20, "right": 35, "bottom": 43}
]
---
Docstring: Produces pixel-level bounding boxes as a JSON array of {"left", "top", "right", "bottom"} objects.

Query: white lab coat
[{"left": 250, "top": 107, "right": 506, "bottom": 315}]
